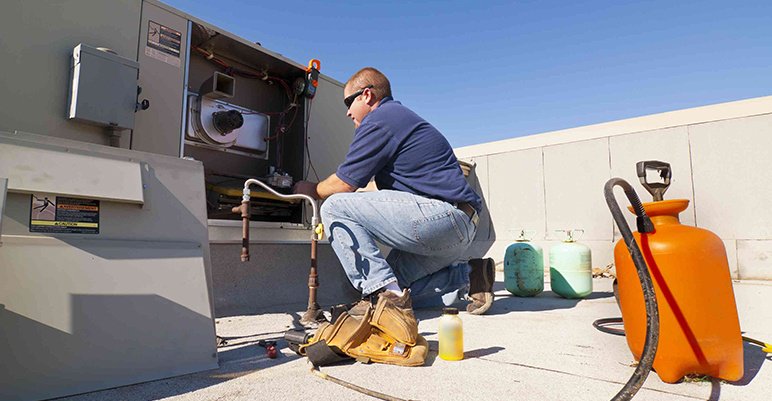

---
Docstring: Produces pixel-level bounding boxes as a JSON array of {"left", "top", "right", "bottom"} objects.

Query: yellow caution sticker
[{"left": 29, "top": 193, "right": 100, "bottom": 234}]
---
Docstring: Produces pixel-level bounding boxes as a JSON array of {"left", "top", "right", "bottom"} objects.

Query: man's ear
[{"left": 365, "top": 88, "right": 378, "bottom": 106}]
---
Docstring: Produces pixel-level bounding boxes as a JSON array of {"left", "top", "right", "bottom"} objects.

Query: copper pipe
[
  {"left": 232, "top": 202, "right": 250, "bottom": 261},
  {"left": 307, "top": 238, "right": 320, "bottom": 312},
  {"left": 238, "top": 178, "right": 323, "bottom": 325}
]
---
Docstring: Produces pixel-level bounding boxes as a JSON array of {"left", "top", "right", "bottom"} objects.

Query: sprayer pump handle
[{"left": 636, "top": 160, "right": 672, "bottom": 202}]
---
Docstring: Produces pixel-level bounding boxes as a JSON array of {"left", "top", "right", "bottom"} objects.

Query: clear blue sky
[{"left": 164, "top": 0, "right": 772, "bottom": 148}]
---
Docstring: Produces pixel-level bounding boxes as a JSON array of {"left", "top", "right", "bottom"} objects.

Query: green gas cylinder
[
  {"left": 549, "top": 229, "right": 592, "bottom": 299},
  {"left": 504, "top": 230, "right": 544, "bottom": 297}
]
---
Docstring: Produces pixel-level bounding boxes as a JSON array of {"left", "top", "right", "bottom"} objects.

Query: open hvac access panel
[{"left": 182, "top": 22, "right": 321, "bottom": 228}]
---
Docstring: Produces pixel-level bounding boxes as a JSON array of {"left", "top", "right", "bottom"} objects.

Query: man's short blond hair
[{"left": 345, "top": 67, "right": 392, "bottom": 102}]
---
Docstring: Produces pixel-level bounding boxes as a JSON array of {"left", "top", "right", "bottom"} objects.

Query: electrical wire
[
  {"left": 311, "top": 367, "right": 415, "bottom": 401},
  {"left": 304, "top": 97, "right": 320, "bottom": 181},
  {"left": 264, "top": 97, "right": 299, "bottom": 142}
]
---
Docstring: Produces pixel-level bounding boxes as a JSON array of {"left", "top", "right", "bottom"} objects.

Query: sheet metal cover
[{"left": 0, "top": 142, "right": 144, "bottom": 204}]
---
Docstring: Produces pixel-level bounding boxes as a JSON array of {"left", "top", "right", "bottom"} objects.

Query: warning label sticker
[
  {"left": 30, "top": 194, "right": 100, "bottom": 234},
  {"left": 146, "top": 20, "right": 182, "bottom": 67}
]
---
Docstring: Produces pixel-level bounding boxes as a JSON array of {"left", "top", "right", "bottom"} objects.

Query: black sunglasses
[{"left": 343, "top": 85, "right": 374, "bottom": 109}]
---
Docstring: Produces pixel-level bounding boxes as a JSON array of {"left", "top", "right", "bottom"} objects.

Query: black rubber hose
[
  {"left": 604, "top": 178, "right": 660, "bottom": 401},
  {"left": 593, "top": 317, "right": 626, "bottom": 336}
]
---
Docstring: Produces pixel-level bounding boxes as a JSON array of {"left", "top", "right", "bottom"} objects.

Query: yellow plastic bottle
[{"left": 439, "top": 307, "right": 464, "bottom": 361}]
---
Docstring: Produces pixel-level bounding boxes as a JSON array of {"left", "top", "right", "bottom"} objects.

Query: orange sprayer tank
[{"left": 614, "top": 198, "right": 743, "bottom": 383}]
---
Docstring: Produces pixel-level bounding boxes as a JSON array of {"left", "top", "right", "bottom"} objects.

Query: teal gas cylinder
[
  {"left": 549, "top": 230, "right": 592, "bottom": 299},
  {"left": 504, "top": 230, "right": 544, "bottom": 297}
]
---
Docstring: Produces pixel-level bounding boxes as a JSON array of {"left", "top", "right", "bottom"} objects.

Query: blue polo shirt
[{"left": 336, "top": 97, "right": 482, "bottom": 212}]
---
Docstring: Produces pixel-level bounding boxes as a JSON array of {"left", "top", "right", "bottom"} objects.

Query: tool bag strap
[{"left": 304, "top": 340, "right": 351, "bottom": 366}]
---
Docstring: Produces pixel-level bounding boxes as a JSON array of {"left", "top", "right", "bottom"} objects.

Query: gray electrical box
[{"left": 68, "top": 44, "right": 140, "bottom": 129}]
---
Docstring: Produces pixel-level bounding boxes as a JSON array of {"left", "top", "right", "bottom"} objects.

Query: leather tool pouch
[{"left": 296, "top": 302, "right": 428, "bottom": 367}]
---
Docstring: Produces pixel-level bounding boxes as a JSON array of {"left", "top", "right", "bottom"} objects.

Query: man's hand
[{"left": 293, "top": 180, "right": 320, "bottom": 199}]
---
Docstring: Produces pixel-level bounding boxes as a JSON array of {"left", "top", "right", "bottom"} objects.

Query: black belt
[{"left": 456, "top": 202, "right": 479, "bottom": 225}]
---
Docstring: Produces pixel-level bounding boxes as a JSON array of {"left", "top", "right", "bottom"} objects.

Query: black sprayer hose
[{"left": 604, "top": 178, "right": 660, "bottom": 401}]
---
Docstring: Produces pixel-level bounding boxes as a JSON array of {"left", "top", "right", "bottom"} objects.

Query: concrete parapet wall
[{"left": 455, "top": 96, "right": 772, "bottom": 280}]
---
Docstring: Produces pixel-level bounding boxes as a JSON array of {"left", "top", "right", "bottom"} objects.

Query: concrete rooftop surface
[{"left": 57, "top": 275, "right": 772, "bottom": 401}]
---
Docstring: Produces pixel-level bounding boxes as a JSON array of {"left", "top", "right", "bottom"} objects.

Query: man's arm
[{"left": 293, "top": 173, "right": 357, "bottom": 199}]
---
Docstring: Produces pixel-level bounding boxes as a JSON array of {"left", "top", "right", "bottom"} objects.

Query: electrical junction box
[{"left": 68, "top": 43, "right": 140, "bottom": 129}]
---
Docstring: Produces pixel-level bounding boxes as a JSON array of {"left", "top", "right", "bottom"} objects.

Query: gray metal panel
[
  {"left": 211, "top": 243, "right": 360, "bottom": 316},
  {"left": 179, "top": 20, "right": 193, "bottom": 157},
  {"left": 0, "top": 236, "right": 217, "bottom": 401},
  {"left": 0, "top": 132, "right": 210, "bottom": 242},
  {"left": 305, "top": 76, "right": 353, "bottom": 182},
  {"left": 0, "top": 132, "right": 144, "bottom": 204},
  {"left": 0, "top": 131, "right": 216, "bottom": 401},
  {"left": 0, "top": 0, "right": 142, "bottom": 146},
  {"left": 0, "top": 178, "right": 6, "bottom": 245},
  {"left": 131, "top": 1, "right": 188, "bottom": 156},
  {"left": 208, "top": 221, "right": 317, "bottom": 243},
  {"left": 144, "top": 0, "right": 314, "bottom": 76}
]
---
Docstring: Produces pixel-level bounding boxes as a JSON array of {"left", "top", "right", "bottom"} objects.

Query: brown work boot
[
  {"left": 466, "top": 258, "right": 495, "bottom": 315},
  {"left": 370, "top": 289, "right": 419, "bottom": 345}
]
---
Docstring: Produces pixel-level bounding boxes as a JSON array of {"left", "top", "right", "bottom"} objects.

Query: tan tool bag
[
  {"left": 349, "top": 328, "right": 428, "bottom": 367},
  {"left": 298, "top": 304, "right": 427, "bottom": 367}
]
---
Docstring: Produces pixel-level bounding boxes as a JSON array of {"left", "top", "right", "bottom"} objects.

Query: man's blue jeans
[{"left": 320, "top": 190, "right": 477, "bottom": 306}]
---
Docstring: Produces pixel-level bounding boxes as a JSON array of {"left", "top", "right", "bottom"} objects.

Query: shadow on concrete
[
  {"left": 50, "top": 331, "right": 309, "bottom": 401},
  {"left": 423, "top": 340, "right": 504, "bottom": 366},
  {"left": 410, "top": 283, "right": 614, "bottom": 319},
  {"left": 727, "top": 340, "right": 770, "bottom": 386},
  {"left": 707, "top": 378, "right": 721, "bottom": 401},
  {"left": 60, "top": 337, "right": 306, "bottom": 401},
  {"left": 465, "top": 346, "right": 505, "bottom": 359},
  {"left": 482, "top": 290, "right": 615, "bottom": 316},
  {"left": 684, "top": 340, "right": 770, "bottom": 401},
  {"left": 424, "top": 340, "right": 439, "bottom": 366},
  {"left": 216, "top": 336, "right": 303, "bottom": 371}
]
